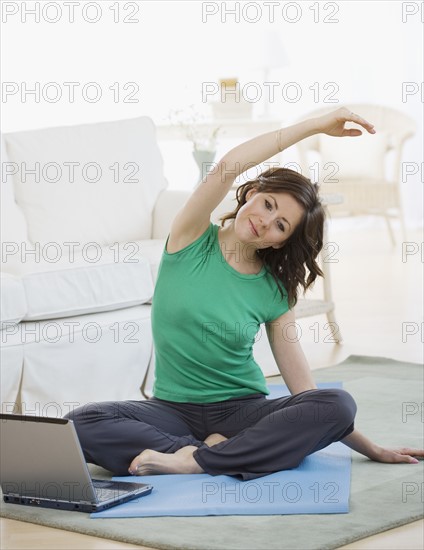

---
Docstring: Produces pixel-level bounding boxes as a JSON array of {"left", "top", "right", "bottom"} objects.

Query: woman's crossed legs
[{"left": 65, "top": 388, "right": 356, "bottom": 481}]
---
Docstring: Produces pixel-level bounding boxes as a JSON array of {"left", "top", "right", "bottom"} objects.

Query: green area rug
[{"left": 1, "top": 355, "right": 423, "bottom": 550}]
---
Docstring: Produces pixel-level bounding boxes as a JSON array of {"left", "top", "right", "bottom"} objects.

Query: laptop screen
[{"left": 0, "top": 414, "right": 97, "bottom": 503}]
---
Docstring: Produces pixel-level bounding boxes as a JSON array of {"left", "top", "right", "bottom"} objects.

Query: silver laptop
[{"left": 0, "top": 414, "right": 153, "bottom": 513}]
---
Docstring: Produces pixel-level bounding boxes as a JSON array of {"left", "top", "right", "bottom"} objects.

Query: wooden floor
[
  {"left": 1, "top": 517, "right": 423, "bottom": 550},
  {"left": 2, "top": 221, "right": 423, "bottom": 549}
]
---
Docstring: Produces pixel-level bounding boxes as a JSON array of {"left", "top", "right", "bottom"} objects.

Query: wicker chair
[{"left": 295, "top": 104, "right": 416, "bottom": 246}]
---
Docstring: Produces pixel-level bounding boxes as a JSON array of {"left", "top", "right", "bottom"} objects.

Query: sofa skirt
[{"left": 0, "top": 305, "right": 152, "bottom": 416}]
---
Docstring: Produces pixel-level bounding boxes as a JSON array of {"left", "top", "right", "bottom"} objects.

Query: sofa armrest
[
  {"left": 151, "top": 189, "right": 190, "bottom": 239},
  {"left": 151, "top": 188, "right": 240, "bottom": 239}
]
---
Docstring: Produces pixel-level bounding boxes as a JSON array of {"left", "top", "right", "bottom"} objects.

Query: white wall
[{"left": 1, "top": 0, "right": 422, "bottom": 226}]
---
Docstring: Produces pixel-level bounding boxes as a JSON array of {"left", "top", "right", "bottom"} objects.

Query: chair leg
[
  {"left": 326, "top": 310, "right": 343, "bottom": 344},
  {"left": 398, "top": 208, "right": 408, "bottom": 245},
  {"left": 383, "top": 213, "right": 396, "bottom": 246},
  {"left": 395, "top": 182, "right": 408, "bottom": 245}
]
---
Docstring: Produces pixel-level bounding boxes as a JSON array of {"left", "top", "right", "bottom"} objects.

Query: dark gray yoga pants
[{"left": 65, "top": 388, "right": 357, "bottom": 481}]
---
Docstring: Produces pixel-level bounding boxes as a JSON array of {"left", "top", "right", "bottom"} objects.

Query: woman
[{"left": 66, "top": 107, "right": 423, "bottom": 480}]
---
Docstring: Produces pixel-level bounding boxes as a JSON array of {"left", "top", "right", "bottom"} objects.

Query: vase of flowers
[{"left": 192, "top": 149, "right": 217, "bottom": 182}]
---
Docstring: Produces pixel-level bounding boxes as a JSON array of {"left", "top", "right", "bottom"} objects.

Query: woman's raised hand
[{"left": 315, "top": 107, "right": 376, "bottom": 137}]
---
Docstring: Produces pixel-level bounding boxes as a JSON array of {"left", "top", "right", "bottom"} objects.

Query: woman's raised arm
[{"left": 167, "top": 107, "right": 375, "bottom": 253}]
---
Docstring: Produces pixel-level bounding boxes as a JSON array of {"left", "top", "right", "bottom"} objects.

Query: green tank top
[{"left": 151, "top": 222, "right": 289, "bottom": 403}]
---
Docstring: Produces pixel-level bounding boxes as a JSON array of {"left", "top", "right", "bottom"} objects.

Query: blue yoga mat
[{"left": 92, "top": 383, "right": 351, "bottom": 518}]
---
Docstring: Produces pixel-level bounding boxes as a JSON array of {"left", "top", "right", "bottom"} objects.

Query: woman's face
[{"left": 235, "top": 189, "right": 305, "bottom": 250}]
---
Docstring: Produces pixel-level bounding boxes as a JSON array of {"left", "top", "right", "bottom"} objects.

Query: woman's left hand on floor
[{"left": 370, "top": 446, "right": 424, "bottom": 464}]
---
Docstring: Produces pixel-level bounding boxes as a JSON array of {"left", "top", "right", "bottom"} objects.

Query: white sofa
[{"left": 1, "top": 116, "right": 239, "bottom": 416}]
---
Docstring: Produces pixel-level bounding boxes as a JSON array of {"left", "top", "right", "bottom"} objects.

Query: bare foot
[
  {"left": 204, "top": 433, "right": 228, "bottom": 447},
  {"left": 128, "top": 446, "right": 204, "bottom": 476}
]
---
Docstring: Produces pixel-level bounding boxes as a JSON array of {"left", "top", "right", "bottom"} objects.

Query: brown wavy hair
[{"left": 219, "top": 167, "right": 327, "bottom": 309}]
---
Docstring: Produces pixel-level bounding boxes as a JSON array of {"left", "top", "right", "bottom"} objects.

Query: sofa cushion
[
  {"left": 136, "top": 239, "right": 166, "bottom": 283},
  {"left": 0, "top": 273, "right": 27, "bottom": 328},
  {"left": 3, "top": 116, "right": 168, "bottom": 246},
  {"left": 0, "top": 135, "right": 30, "bottom": 264},
  {"left": 3, "top": 245, "right": 154, "bottom": 321}
]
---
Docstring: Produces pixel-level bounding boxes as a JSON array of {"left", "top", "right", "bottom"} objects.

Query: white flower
[{"left": 167, "top": 104, "right": 221, "bottom": 152}]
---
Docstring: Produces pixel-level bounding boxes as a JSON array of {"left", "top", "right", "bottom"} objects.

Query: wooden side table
[{"left": 155, "top": 117, "right": 284, "bottom": 142}]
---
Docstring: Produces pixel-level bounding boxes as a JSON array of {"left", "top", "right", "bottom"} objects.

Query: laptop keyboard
[{"left": 93, "top": 480, "right": 132, "bottom": 502}]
